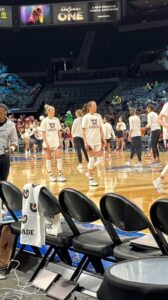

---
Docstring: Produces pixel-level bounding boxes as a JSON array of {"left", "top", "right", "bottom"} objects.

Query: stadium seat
[
  {"left": 150, "top": 198, "right": 168, "bottom": 254},
  {"left": 0, "top": 182, "right": 89, "bottom": 276},
  {"left": 100, "top": 193, "right": 167, "bottom": 261},
  {"left": 59, "top": 188, "right": 132, "bottom": 279}
]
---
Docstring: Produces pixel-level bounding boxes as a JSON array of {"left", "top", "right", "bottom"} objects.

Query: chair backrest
[
  {"left": 59, "top": 188, "right": 121, "bottom": 244},
  {"left": 150, "top": 199, "right": 168, "bottom": 253},
  {"left": 0, "top": 181, "right": 22, "bottom": 211},
  {"left": 39, "top": 187, "right": 61, "bottom": 217},
  {"left": 100, "top": 193, "right": 168, "bottom": 254},
  {"left": 59, "top": 188, "right": 100, "bottom": 223},
  {"left": 150, "top": 199, "right": 168, "bottom": 235},
  {"left": 0, "top": 181, "right": 22, "bottom": 222},
  {"left": 100, "top": 193, "right": 149, "bottom": 232}
]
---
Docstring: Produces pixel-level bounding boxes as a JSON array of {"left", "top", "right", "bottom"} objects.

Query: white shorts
[
  {"left": 43, "top": 143, "right": 60, "bottom": 151},
  {"left": 88, "top": 144, "right": 102, "bottom": 152}
]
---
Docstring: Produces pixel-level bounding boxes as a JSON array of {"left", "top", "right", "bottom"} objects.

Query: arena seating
[{"left": 37, "top": 81, "right": 115, "bottom": 114}]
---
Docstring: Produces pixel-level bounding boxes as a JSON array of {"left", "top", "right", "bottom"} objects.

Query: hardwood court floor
[{"left": 8, "top": 151, "right": 168, "bottom": 218}]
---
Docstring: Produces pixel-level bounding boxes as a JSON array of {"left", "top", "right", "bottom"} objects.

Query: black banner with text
[{"left": 53, "top": 0, "right": 121, "bottom": 25}]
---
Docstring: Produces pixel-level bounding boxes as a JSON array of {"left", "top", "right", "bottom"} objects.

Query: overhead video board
[
  {"left": 0, "top": 6, "right": 12, "bottom": 28},
  {"left": 18, "top": 1, "right": 121, "bottom": 27},
  {"left": 20, "top": 4, "right": 52, "bottom": 26}
]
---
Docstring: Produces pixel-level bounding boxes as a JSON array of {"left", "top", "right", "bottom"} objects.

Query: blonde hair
[
  {"left": 87, "top": 101, "right": 96, "bottom": 110},
  {"left": 75, "top": 109, "right": 83, "bottom": 117},
  {"left": 129, "top": 108, "right": 137, "bottom": 116},
  {"left": 44, "top": 104, "right": 54, "bottom": 114},
  {"left": 82, "top": 103, "right": 88, "bottom": 115}
]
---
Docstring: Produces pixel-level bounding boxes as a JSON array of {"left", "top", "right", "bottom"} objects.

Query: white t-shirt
[
  {"left": 129, "top": 115, "right": 141, "bottom": 137},
  {"left": 147, "top": 111, "right": 160, "bottom": 131},
  {"left": 23, "top": 127, "right": 36, "bottom": 138},
  {"left": 0, "top": 119, "right": 18, "bottom": 155},
  {"left": 41, "top": 117, "right": 61, "bottom": 148},
  {"left": 35, "top": 126, "right": 43, "bottom": 140},
  {"left": 103, "top": 123, "right": 116, "bottom": 139},
  {"left": 71, "top": 117, "right": 83, "bottom": 138},
  {"left": 116, "top": 122, "right": 126, "bottom": 131},
  {"left": 163, "top": 116, "right": 168, "bottom": 140},
  {"left": 82, "top": 113, "right": 103, "bottom": 145},
  {"left": 160, "top": 102, "right": 168, "bottom": 116}
]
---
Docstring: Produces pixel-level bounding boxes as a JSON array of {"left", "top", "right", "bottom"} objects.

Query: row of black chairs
[{"left": 0, "top": 181, "right": 168, "bottom": 282}]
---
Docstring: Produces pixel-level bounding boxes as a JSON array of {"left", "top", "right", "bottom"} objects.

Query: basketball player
[
  {"left": 146, "top": 104, "right": 161, "bottom": 165},
  {"left": 153, "top": 102, "right": 168, "bottom": 193},
  {"left": 163, "top": 120, "right": 168, "bottom": 150},
  {"left": 115, "top": 116, "right": 126, "bottom": 151},
  {"left": 125, "top": 108, "right": 142, "bottom": 167},
  {"left": 71, "top": 109, "right": 89, "bottom": 169},
  {"left": 41, "top": 105, "right": 66, "bottom": 182},
  {"left": 0, "top": 104, "right": 18, "bottom": 180},
  {"left": 103, "top": 115, "right": 116, "bottom": 158},
  {"left": 82, "top": 101, "right": 107, "bottom": 186}
]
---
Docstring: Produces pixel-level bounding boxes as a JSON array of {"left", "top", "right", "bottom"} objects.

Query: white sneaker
[
  {"left": 25, "top": 150, "right": 29, "bottom": 157},
  {"left": 57, "top": 174, "right": 66, "bottom": 182},
  {"left": 153, "top": 178, "right": 164, "bottom": 193},
  {"left": 134, "top": 163, "right": 143, "bottom": 168},
  {"left": 49, "top": 174, "right": 57, "bottom": 182},
  {"left": 124, "top": 161, "right": 131, "bottom": 166},
  {"left": 77, "top": 164, "right": 83, "bottom": 170},
  {"left": 89, "top": 179, "right": 98, "bottom": 186}
]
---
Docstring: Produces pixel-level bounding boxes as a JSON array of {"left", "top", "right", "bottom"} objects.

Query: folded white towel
[{"left": 20, "top": 183, "right": 45, "bottom": 247}]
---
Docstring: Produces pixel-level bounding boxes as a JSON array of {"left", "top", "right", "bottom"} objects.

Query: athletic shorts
[
  {"left": 106, "top": 138, "right": 112, "bottom": 144},
  {"left": 43, "top": 143, "right": 61, "bottom": 151},
  {"left": 88, "top": 144, "right": 102, "bottom": 152},
  {"left": 35, "top": 139, "right": 43, "bottom": 147}
]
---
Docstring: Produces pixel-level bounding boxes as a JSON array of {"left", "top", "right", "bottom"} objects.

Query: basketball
[{"left": 141, "top": 127, "right": 146, "bottom": 136}]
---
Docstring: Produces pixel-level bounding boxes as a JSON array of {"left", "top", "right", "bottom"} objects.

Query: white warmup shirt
[
  {"left": 35, "top": 126, "right": 43, "bottom": 140},
  {"left": 103, "top": 123, "right": 116, "bottom": 139},
  {"left": 116, "top": 122, "right": 126, "bottom": 131},
  {"left": 160, "top": 102, "right": 168, "bottom": 117},
  {"left": 146, "top": 111, "right": 160, "bottom": 131},
  {"left": 41, "top": 116, "right": 61, "bottom": 148},
  {"left": 22, "top": 127, "right": 36, "bottom": 139},
  {"left": 0, "top": 118, "right": 18, "bottom": 155},
  {"left": 82, "top": 113, "right": 103, "bottom": 146},
  {"left": 129, "top": 115, "right": 141, "bottom": 137},
  {"left": 160, "top": 103, "right": 168, "bottom": 139},
  {"left": 71, "top": 117, "right": 83, "bottom": 138}
]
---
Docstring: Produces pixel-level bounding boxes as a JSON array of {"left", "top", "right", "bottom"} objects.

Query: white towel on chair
[
  {"left": 20, "top": 183, "right": 45, "bottom": 247},
  {"left": 45, "top": 214, "right": 62, "bottom": 236}
]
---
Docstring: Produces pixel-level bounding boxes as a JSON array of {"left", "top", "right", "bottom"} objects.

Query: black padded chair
[
  {"left": 59, "top": 188, "right": 132, "bottom": 279},
  {"left": 0, "top": 182, "right": 87, "bottom": 277},
  {"left": 0, "top": 181, "right": 43, "bottom": 263},
  {"left": 100, "top": 193, "right": 167, "bottom": 261},
  {"left": 0, "top": 181, "right": 23, "bottom": 269},
  {"left": 150, "top": 198, "right": 168, "bottom": 254}
]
